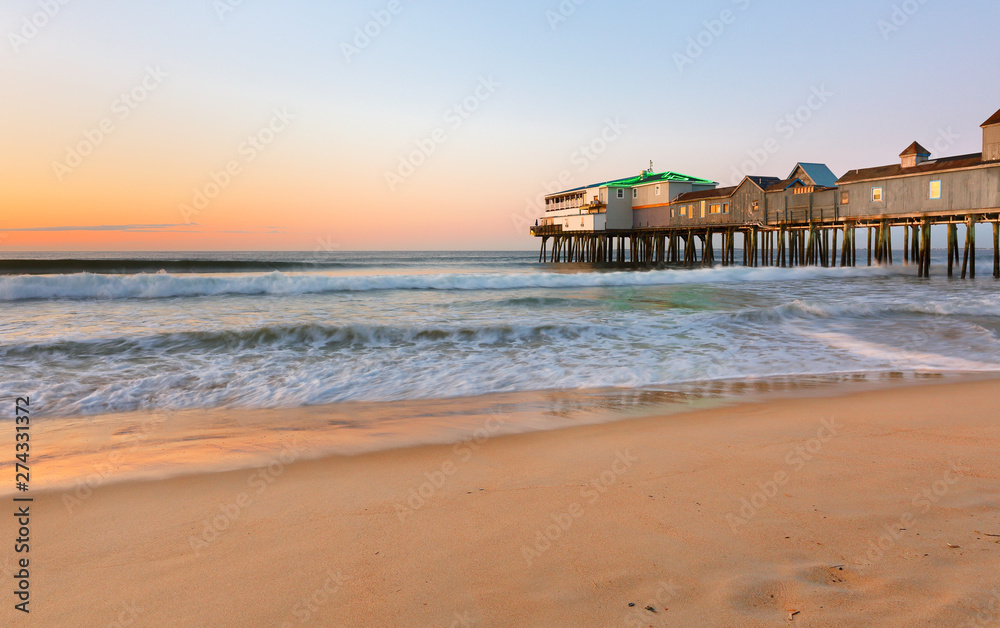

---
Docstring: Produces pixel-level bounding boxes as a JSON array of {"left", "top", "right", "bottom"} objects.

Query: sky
[{"left": 1, "top": 0, "right": 999, "bottom": 251}]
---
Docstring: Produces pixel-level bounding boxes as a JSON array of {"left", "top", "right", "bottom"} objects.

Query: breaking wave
[{"left": 0, "top": 266, "right": 891, "bottom": 302}]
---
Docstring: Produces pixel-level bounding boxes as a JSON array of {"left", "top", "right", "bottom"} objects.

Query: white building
[{"left": 538, "top": 165, "right": 717, "bottom": 232}]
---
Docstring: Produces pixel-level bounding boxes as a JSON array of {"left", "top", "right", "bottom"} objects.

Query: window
[
  {"left": 655, "top": 185, "right": 661, "bottom": 196},
  {"left": 723, "top": 203, "right": 730, "bottom": 214},
  {"left": 872, "top": 187, "right": 884, "bottom": 202},
  {"left": 617, "top": 189, "right": 624, "bottom": 199},
  {"left": 710, "top": 203, "right": 722, "bottom": 214},
  {"left": 841, "top": 191, "right": 849, "bottom": 205},
  {"left": 633, "top": 189, "right": 638, "bottom": 199},
  {"left": 751, "top": 201, "right": 759, "bottom": 212},
  {"left": 670, "top": 208, "right": 675, "bottom": 218},
  {"left": 930, "top": 180, "right": 942, "bottom": 200}
]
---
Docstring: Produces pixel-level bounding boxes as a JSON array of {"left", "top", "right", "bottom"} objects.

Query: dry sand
[{"left": 5, "top": 378, "right": 1000, "bottom": 627}]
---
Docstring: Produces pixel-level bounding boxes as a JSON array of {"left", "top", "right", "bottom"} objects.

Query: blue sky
[{"left": 2, "top": 0, "right": 999, "bottom": 249}]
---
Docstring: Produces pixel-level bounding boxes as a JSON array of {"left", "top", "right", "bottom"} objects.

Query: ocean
[{"left": 3, "top": 250, "right": 1000, "bottom": 422}]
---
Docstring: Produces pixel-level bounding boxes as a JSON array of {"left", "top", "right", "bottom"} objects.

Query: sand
[{"left": 5, "top": 378, "right": 1000, "bottom": 627}]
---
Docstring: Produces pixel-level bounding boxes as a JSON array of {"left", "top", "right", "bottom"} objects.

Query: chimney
[
  {"left": 983, "top": 107, "right": 1000, "bottom": 163},
  {"left": 899, "top": 141, "right": 931, "bottom": 168}
]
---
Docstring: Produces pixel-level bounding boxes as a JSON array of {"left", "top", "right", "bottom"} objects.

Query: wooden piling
[
  {"left": 962, "top": 219, "right": 971, "bottom": 279},
  {"left": 994, "top": 222, "right": 999, "bottom": 279},
  {"left": 970, "top": 215, "right": 977, "bottom": 279},
  {"left": 886, "top": 223, "right": 893, "bottom": 266},
  {"left": 921, "top": 221, "right": 931, "bottom": 278}
]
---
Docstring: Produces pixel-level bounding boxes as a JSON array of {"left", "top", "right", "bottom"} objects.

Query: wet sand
[{"left": 5, "top": 378, "right": 1000, "bottom": 627}]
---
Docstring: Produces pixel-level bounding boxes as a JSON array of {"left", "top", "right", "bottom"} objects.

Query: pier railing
[{"left": 530, "top": 225, "right": 563, "bottom": 237}]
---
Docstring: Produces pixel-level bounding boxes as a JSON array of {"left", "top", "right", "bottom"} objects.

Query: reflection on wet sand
[{"left": 19, "top": 370, "right": 969, "bottom": 493}]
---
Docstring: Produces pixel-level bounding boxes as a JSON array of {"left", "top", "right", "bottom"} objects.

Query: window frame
[{"left": 929, "top": 180, "right": 942, "bottom": 200}]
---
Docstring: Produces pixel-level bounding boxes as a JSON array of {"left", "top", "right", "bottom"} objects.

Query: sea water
[{"left": 2, "top": 250, "right": 1000, "bottom": 419}]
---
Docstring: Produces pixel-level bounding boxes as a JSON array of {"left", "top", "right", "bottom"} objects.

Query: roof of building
[
  {"left": 553, "top": 170, "right": 716, "bottom": 195},
  {"left": 669, "top": 176, "right": 778, "bottom": 203},
  {"left": 673, "top": 186, "right": 739, "bottom": 203},
  {"left": 765, "top": 178, "right": 805, "bottom": 193},
  {"left": 746, "top": 175, "right": 782, "bottom": 189},
  {"left": 900, "top": 141, "right": 931, "bottom": 157},
  {"left": 837, "top": 153, "right": 985, "bottom": 184},
  {"left": 788, "top": 163, "right": 839, "bottom": 188},
  {"left": 982, "top": 107, "right": 1000, "bottom": 127}
]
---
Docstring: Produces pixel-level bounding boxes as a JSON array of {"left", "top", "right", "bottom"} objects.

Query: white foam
[{"left": 0, "top": 265, "right": 891, "bottom": 301}]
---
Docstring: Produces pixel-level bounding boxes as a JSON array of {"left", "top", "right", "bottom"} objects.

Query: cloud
[{"left": 0, "top": 223, "right": 197, "bottom": 233}]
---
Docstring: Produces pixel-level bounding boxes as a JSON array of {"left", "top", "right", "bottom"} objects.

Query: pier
[
  {"left": 531, "top": 107, "right": 1000, "bottom": 279},
  {"left": 533, "top": 212, "right": 1000, "bottom": 279}
]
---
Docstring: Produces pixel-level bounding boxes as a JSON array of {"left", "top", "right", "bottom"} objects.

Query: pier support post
[
  {"left": 970, "top": 215, "right": 977, "bottom": 279},
  {"left": 994, "top": 222, "right": 999, "bottom": 279},
  {"left": 852, "top": 226, "right": 857, "bottom": 267},
  {"left": 962, "top": 218, "right": 972, "bottom": 279},
  {"left": 948, "top": 224, "right": 956, "bottom": 277},
  {"left": 921, "top": 220, "right": 932, "bottom": 278},
  {"left": 903, "top": 226, "right": 909, "bottom": 264},
  {"left": 886, "top": 222, "right": 893, "bottom": 266}
]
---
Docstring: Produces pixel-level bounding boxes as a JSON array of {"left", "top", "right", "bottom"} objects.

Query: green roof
[{"left": 556, "top": 171, "right": 716, "bottom": 195}]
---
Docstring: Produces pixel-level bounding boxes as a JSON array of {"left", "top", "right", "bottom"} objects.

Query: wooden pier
[
  {"left": 532, "top": 107, "right": 1000, "bottom": 277},
  {"left": 533, "top": 210, "right": 1000, "bottom": 279}
]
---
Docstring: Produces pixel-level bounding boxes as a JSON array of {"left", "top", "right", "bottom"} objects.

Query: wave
[
  {"left": 0, "top": 266, "right": 891, "bottom": 301},
  {"left": 0, "top": 322, "right": 619, "bottom": 358},
  {"left": 725, "top": 297, "right": 1000, "bottom": 324},
  {"left": 0, "top": 255, "right": 534, "bottom": 276}
]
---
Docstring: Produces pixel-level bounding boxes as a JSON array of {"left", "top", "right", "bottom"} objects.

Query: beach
[{"left": 8, "top": 377, "right": 1000, "bottom": 627}]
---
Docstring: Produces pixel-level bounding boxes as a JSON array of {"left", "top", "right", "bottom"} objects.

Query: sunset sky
[{"left": 2, "top": 0, "right": 999, "bottom": 251}]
